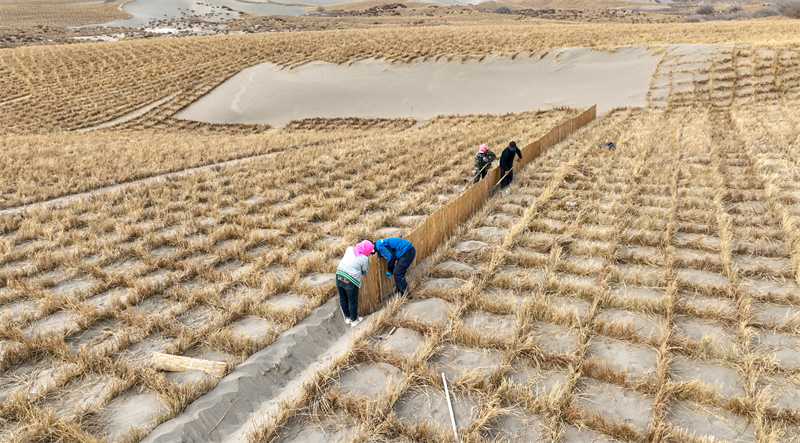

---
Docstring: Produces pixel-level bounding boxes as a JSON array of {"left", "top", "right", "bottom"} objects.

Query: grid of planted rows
[
  {"left": 275, "top": 106, "right": 800, "bottom": 443},
  {"left": 0, "top": 110, "right": 574, "bottom": 442},
  {"left": 1, "top": 25, "right": 798, "bottom": 134}
]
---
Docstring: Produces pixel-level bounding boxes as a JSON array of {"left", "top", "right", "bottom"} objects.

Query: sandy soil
[{"left": 177, "top": 47, "right": 662, "bottom": 126}]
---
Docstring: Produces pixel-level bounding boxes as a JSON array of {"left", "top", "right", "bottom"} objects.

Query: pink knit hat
[
  {"left": 354, "top": 240, "right": 374, "bottom": 257},
  {"left": 478, "top": 144, "right": 488, "bottom": 154}
]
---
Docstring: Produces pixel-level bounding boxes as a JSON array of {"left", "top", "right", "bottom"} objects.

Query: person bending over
[
  {"left": 335, "top": 240, "right": 375, "bottom": 327},
  {"left": 375, "top": 237, "right": 416, "bottom": 298}
]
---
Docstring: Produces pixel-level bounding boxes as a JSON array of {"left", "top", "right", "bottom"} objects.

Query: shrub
[
  {"left": 778, "top": 0, "right": 800, "bottom": 17},
  {"left": 751, "top": 6, "right": 780, "bottom": 17},
  {"left": 725, "top": 5, "right": 743, "bottom": 13},
  {"left": 492, "top": 5, "right": 512, "bottom": 14},
  {"left": 696, "top": 5, "right": 715, "bottom": 14},
  {"left": 682, "top": 15, "right": 703, "bottom": 22}
]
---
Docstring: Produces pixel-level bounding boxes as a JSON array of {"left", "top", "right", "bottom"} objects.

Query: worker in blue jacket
[{"left": 375, "top": 237, "right": 416, "bottom": 298}]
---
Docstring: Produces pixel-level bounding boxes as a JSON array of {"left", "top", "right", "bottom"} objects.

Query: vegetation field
[
  {"left": 0, "top": 8, "right": 799, "bottom": 443},
  {"left": 1, "top": 20, "right": 798, "bottom": 136},
  {"left": 0, "top": 0, "right": 130, "bottom": 33},
  {"left": 0, "top": 108, "right": 578, "bottom": 442},
  {"left": 283, "top": 102, "right": 800, "bottom": 443}
]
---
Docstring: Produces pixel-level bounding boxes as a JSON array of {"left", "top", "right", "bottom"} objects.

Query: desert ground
[{"left": 1, "top": 1, "right": 800, "bottom": 442}]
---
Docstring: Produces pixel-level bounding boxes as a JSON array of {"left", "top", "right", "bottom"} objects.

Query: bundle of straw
[
  {"left": 531, "top": 235, "right": 575, "bottom": 253},
  {"left": 152, "top": 352, "right": 227, "bottom": 378},
  {"left": 564, "top": 164, "right": 594, "bottom": 180}
]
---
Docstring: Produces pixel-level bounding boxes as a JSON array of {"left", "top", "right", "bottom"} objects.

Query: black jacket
[{"left": 499, "top": 147, "right": 522, "bottom": 171}]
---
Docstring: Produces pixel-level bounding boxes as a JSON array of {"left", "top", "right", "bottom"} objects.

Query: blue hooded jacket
[{"left": 375, "top": 238, "right": 414, "bottom": 265}]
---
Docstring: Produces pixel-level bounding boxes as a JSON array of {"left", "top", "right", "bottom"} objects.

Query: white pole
[{"left": 442, "top": 372, "right": 458, "bottom": 442}]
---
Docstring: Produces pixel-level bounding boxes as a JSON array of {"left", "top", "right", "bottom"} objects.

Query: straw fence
[{"left": 358, "top": 105, "right": 597, "bottom": 314}]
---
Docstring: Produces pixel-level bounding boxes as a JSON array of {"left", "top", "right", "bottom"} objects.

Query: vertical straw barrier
[
  {"left": 358, "top": 105, "right": 597, "bottom": 315},
  {"left": 442, "top": 372, "right": 458, "bottom": 442}
]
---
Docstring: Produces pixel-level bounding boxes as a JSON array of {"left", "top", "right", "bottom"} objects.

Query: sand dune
[{"left": 177, "top": 46, "right": 666, "bottom": 126}]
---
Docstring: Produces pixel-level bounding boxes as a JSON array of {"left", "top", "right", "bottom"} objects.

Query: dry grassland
[
  {"left": 1, "top": 15, "right": 799, "bottom": 443},
  {"left": 263, "top": 101, "right": 800, "bottom": 442},
  {"left": 0, "top": 0, "right": 130, "bottom": 32},
  {"left": 1, "top": 20, "right": 798, "bottom": 135},
  {"left": 0, "top": 0, "right": 676, "bottom": 46},
  {"left": 0, "top": 109, "right": 576, "bottom": 442}
]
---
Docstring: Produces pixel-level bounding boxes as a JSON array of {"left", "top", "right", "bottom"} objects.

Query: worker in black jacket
[{"left": 499, "top": 141, "right": 523, "bottom": 189}]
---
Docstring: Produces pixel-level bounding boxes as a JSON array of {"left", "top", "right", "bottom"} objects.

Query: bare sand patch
[
  {"left": 299, "top": 272, "right": 335, "bottom": 289},
  {"left": 399, "top": 298, "right": 453, "bottom": 326},
  {"left": 434, "top": 260, "right": 476, "bottom": 278},
  {"left": 277, "top": 418, "right": 351, "bottom": 443},
  {"left": 549, "top": 296, "right": 592, "bottom": 322},
  {"left": 562, "top": 424, "right": 619, "bottom": 442},
  {"left": 430, "top": 344, "right": 504, "bottom": 382},
  {"left": 393, "top": 385, "right": 479, "bottom": 433},
  {"left": 21, "top": 309, "right": 81, "bottom": 339},
  {"left": 454, "top": 240, "right": 491, "bottom": 252},
  {"left": 586, "top": 335, "right": 658, "bottom": 382},
  {"left": 575, "top": 378, "right": 655, "bottom": 433},
  {"left": 755, "top": 329, "right": 800, "bottom": 370},
  {"left": 595, "top": 308, "right": 666, "bottom": 342},
  {"left": 335, "top": 362, "right": 405, "bottom": 399},
  {"left": 673, "top": 315, "right": 738, "bottom": 356},
  {"left": 668, "top": 400, "right": 756, "bottom": 443},
  {"left": 487, "top": 409, "right": 548, "bottom": 442},
  {"left": 232, "top": 316, "right": 276, "bottom": 347},
  {"left": 376, "top": 327, "right": 425, "bottom": 358},
  {"left": 531, "top": 321, "right": 581, "bottom": 356},
  {"left": 505, "top": 363, "right": 569, "bottom": 398},
  {"left": 420, "top": 277, "right": 466, "bottom": 293},
  {"left": 671, "top": 358, "right": 746, "bottom": 399},
  {"left": 177, "top": 48, "right": 663, "bottom": 126},
  {"left": 100, "top": 389, "right": 168, "bottom": 442},
  {"left": 473, "top": 226, "right": 506, "bottom": 243},
  {"left": 49, "top": 373, "right": 121, "bottom": 419},
  {"left": 461, "top": 311, "right": 517, "bottom": 343},
  {"left": 265, "top": 292, "right": 309, "bottom": 314}
]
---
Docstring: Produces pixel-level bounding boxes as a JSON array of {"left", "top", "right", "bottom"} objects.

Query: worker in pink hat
[
  {"left": 473, "top": 144, "right": 497, "bottom": 183},
  {"left": 335, "top": 240, "right": 375, "bottom": 327}
]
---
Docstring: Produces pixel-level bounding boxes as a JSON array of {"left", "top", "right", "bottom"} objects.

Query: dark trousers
[
  {"left": 500, "top": 170, "right": 513, "bottom": 188},
  {"left": 473, "top": 168, "right": 488, "bottom": 184},
  {"left": 393, "top": 247, "right": 416, "bottom": 295},
  {"left": 336, "top": 278, "right": 359, "bottom": 321}
]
